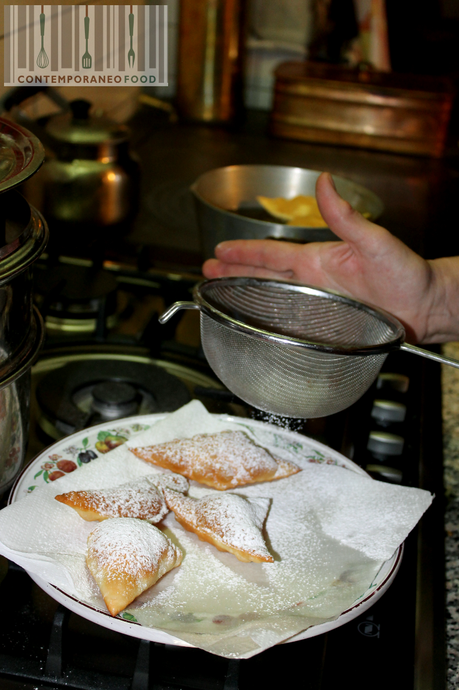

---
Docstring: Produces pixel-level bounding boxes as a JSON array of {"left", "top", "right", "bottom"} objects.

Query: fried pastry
[
  {"left": 256, "top": 194, "right": 327, "bottom": 227},
  {"left": 55, "top": 474, "right": 188, "bottom": 523},
  {"left": 164, "top": 488, "right": 274, "bottom": 563},
  {"left": 129, "top": 430, "right": 300, "bottom": 491},
  {"left": 86, "top": 517, "right": 183, "bottom": 616}
]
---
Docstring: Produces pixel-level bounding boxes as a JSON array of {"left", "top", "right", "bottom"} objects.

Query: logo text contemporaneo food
[{"left": 4, "top": 5, "right": 168, "bottom": 87}]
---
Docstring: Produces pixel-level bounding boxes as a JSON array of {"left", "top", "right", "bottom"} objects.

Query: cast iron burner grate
[
  {"left": 34, "top": 263, "right": 119, "bottom": 336},
  {"left": 36, "top": 359, "right": 191, "bottom": 437}
]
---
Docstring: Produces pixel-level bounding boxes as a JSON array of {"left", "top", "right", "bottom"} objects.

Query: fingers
[
  {"left": 202, "top": 252, "right": 295, "bottom": 280},
  {"left": 220, "top": 238, "right": 323, "bottom": 272},
  {"left": 217, "top": 239, "right": 305, "bottom": 273},
  {"left": 315, "top": 172, "right": 388, "bottom": 254}
]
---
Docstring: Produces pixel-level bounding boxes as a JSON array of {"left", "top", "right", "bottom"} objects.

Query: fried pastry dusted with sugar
[
  {"left": 86, "top": 518, "right": 183, "bottom": 616},
  {"left": 130, "top": 430, "right": 300, "bottom": 491},
  {"left": 164, "top": 488, "right": 274, "bottom": 563},
  {"left": 55, "top": 474, "right": 188, "bottom": 523}
]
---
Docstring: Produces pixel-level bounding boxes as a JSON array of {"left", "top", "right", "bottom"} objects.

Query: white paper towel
[{"left": 0, "top": 401, "right": 433, "bottom": 657}]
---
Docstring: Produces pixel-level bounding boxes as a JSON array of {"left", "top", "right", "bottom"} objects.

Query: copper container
[
  {"left": 176, "top": 0, "right": 246, "bottom": 124},
  {"left": 270, "top": 61, "right": 455, "bottom": 157}
]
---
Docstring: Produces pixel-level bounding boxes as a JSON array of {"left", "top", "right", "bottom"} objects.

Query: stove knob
[
  {"left": 367, "top": 431, "right": 404, "bottom": 457},
  {"left": 376, "top": 373, "right": 409, "bottom": 394},
  {"left": 365, "top": 464, "right": 403, "bottom": 484},
  {"left": 371, "top": 399, "right": 407, "bottom": 424}
]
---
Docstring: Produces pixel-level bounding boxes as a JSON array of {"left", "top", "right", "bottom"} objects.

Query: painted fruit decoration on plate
[{"left": 95, "top": 433, "right": 128, "bottom": 454}]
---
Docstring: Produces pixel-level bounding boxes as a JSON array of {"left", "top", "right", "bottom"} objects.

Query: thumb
[{"left": 316, "top": 172, "right": 384, "bottom": 250}]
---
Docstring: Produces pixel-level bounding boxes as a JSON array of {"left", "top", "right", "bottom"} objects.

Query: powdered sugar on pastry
[
  {"left": 86, "top": 517, "right": 183, "bottom": 616},
  {"left": 152, "top": 472, "right": 189, "bottom": 494},
  {"left": 55, "top": 475, "right": 187, "bottom": 523},
  {"left": 164, "top": 488, "right": 273, "bottom": 563},
  {"left": 130, "top": 430, "right": 300, "bottom": 490}
]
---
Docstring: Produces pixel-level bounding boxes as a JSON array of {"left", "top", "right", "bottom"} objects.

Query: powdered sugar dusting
[
  {"left": 131, "top": 430, "right": 300, "bottom": 490},
  {"left": 152, "top": 473, "right": 189, "bottom": 494},
  {"left": 56, "top": 474, "right": 189, "bottom": 523},
  {"left": 164, "top": 489, "right": 272, "bottom": 562},
  {"left": 0, "top": 400, "right": 432, "bottom": 656},
  {"left": 87, "top": 518, "right": 182, "bottom": 582}
]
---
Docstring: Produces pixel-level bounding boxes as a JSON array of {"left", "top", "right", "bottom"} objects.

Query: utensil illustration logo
[
  {"left": 36, "top": 5, "right": 48, "bottom": 68},
  {"left": 128, "top": 6, "right": 135, "bottom": 68},
  {"left": 82, "top": 6, "right": 92, "bottom": 70},
  {"left": 4, "top": 5, "right": 168, "bottom": 86}
]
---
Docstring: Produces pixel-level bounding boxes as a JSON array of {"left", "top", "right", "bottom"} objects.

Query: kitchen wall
[
  {"left": 2, "top": 1, "right": 458, "bottom": 122},
  {"left": 0, "top": 0, "right": 312, "bottom": 119},
  {"left": 0, "top": 0, "right": 144, "bottom": 121},
  {"left": 151, "top": 0, "right": 311, "bottom": 110}
]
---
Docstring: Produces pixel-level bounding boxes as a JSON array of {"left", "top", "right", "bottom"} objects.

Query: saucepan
[
  {"left": 0, "top": 118, "right": 48, "bottom": 494},
  {"left": 191, "top": 164, "right": 384, "bottom": 259}
]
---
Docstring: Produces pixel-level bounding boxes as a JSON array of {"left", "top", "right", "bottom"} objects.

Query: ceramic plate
[{"left": 8, "top": 413, "right": 402, "bottom": 647}]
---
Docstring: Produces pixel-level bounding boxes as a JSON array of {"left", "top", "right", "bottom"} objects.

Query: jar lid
[
  {"left": 46, "top": 99, "right": 129, "bottom": 146},
  {"left": 0, "top": 118, "right": 45, "bottom": 194}
]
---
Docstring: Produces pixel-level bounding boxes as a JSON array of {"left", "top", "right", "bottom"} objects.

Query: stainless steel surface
[
  {"left": 0, "top": 196, "right": 47, "bottom": 492},
  {"left": 0, "top": 300, "right": 45, "bottom": 495},
  {"left": 0, "top": 368, "right": 29, "bottom": 494},
  {"left": 400, "top": 342, "right": 459, "bottom": 368},
  {"left": 160, "top": 277, "right": 459, "bottom": 418},
  {"left": 0, "top": 119, "right": 48, "bottom": 494},
  {"left": 191, "top": 164, "right": 384, "bottom": 259},
  {"left": 0, "top": 192, "right": 49, "bottom": 277},
  {"left": 0, "top": 118, "right": 45, "bottom": 193},
  {"left": 0, "top": 306, "right": 45, "bottom": 389},
  {"left": 0, "top": 194, "right": 48, "bottom": 371}
]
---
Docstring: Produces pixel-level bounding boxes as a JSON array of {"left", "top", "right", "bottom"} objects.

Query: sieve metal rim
[{"left": 193, "top": 277, "right": 406, "bottom": 356}]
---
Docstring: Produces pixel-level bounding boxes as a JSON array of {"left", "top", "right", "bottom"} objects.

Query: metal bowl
[{"left": 191, "top": 164, "right": 384, "bottom": 259}]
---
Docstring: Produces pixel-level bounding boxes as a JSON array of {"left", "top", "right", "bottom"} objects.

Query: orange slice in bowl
[{"left": 256, "top": 194, "right": 327, "bottom": 226}]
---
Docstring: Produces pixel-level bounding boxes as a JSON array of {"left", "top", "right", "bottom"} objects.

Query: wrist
[{"left": 422, "top": 257, "right": 459, "bottom": 343}]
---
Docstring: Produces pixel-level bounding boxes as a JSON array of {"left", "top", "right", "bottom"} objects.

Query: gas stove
[
  {"left": 0, "top": 249, "right": 446, "bottom": 690},
  {"left": 0, "top": 107, "right": 450, "bottom": 689}
]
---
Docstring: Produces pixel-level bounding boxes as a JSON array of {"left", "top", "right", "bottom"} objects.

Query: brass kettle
[{"left": 26, "top": 99, "right": 140, "bottom": 237}]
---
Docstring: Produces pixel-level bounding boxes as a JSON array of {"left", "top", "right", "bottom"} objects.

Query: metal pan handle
[
  {"left": 158, "top": 301, "right": 199, "bottom": 324},
  {"left": 401, "top": 342, "right": 459, "bottom": 369}
]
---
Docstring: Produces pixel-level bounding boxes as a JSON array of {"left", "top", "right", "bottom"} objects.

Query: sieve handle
[
  {"left": 158, "top": 301, "right": 199, "bottom": 324},
  {"left": 400, "top": 343, "right": 459, "bottom": 369}
]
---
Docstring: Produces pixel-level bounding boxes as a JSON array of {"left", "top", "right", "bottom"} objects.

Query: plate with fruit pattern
[{"left": 8, "top": 413, "right": 402, "bottom": 649}]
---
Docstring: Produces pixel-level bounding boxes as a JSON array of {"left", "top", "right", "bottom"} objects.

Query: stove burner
[
  {"left": 34, "top": 264, "right": 118, "bottom": 334},
  {"left": 36, "top": 359, "right": 191, "bottom": 436},
  {"left": 91, "top": 380, "right": 139, "bottom": 419}
]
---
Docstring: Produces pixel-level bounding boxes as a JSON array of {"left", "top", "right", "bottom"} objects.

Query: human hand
[{"left": 202, "top": 172, "right": 447, "bottom": 344}]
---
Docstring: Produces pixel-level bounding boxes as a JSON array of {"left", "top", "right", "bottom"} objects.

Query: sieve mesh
[
  {"left": 203, "top": 282, "right": 396, "bottom": 348},
  {"left": 201, "top": 314, "right": 388, "bottom": 418},
  {"left": 196, "top": 279, "right": 404, "bottom": 418}
]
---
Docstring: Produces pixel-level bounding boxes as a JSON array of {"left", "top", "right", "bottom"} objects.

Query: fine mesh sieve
[{"left": 159, "top": 277, "right": 459, "bottom": 418}]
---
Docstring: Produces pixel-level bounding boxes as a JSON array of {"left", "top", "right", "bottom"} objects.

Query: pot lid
[
  {"left": 46, "top": 99, "right": 130, "bottom": 146},
  {"left": 0, "top": 191, "right": 49, "bottom": 283},
  {"left": 0, "top": 118, "right": 45, "bottom": 194},
  {"left": 0, "top": 306, "right": 45, "bottom": 390}
]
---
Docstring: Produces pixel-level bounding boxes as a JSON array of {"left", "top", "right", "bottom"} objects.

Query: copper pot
[{"left": 18, "top": 98, "right": 140, "bottom": 245}]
